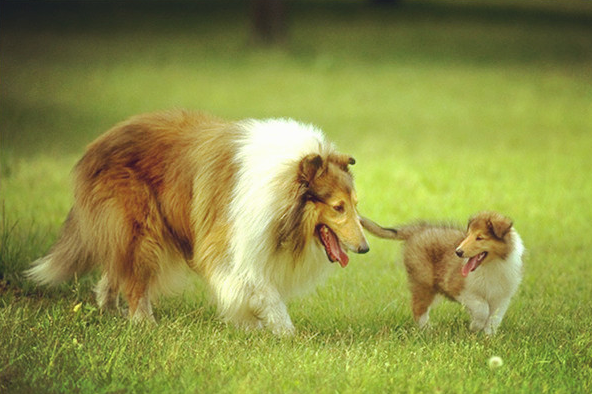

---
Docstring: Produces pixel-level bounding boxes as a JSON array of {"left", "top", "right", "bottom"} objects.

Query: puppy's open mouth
[
  {"left": 461, "top": 252, "right": 488, "bottom": 277},
  {"left": 317, "top": 224, "right": 349, "bottom": 268}
]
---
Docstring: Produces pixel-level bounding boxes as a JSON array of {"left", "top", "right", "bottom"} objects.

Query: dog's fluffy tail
[
  {"left": 25, "top": 209, "right": 94, "bottom": 285},
  {"left": 360, "top": 216, "right": 431, "bottom": 241}
]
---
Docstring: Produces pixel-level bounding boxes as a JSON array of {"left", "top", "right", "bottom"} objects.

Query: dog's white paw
[{"left": 271, "top": 323, "right": 296, "bottom": 337}]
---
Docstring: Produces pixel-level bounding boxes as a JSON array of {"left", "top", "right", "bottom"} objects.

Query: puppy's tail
[
  {"left": 25, "top": 209, "right": 94, "bottom": 285},
  {"left": 360, "top": 216, "right": 428, "bottom": 241}
]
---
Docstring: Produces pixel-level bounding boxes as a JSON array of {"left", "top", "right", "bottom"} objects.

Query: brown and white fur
[
  {"left": 26, "top": 110, "right": 369, "bottom": 335},
  {"left": 361, "top": 212, "right": 523, "bottom": 335}
]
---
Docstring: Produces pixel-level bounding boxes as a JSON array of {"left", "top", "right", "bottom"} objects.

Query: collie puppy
[
  {"left": 361, "top": 212, "right": 524, "bottom": 335},
  {"left": 27, "top": 110, "right": 369, "bottom": 335}
]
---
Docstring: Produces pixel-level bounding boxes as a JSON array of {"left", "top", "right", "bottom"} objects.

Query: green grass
[{"left": 2, "top": 0, "right": 592, "bottom": 392}]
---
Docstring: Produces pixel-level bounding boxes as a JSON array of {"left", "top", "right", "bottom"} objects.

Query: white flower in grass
[{"left": 488, "top": 356, "right": 503, "bottom": 369}]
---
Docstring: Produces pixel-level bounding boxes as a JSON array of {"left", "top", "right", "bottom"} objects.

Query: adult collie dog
[
  {"left": 361, "top": 212, "right": 523, "bottom": 335},
  {"left": 27, "top": 110, "right": 369, "bottom": 335}
]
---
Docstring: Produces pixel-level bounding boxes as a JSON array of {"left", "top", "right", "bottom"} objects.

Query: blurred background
[
  {"left": 2, "top": 0, "right": 590, "bottom": 150},
  {"left": 1, "top": 0, "right": 591, "bottom": 232}
]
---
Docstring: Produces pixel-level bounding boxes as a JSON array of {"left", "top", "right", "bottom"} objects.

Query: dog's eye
[
  {"left": 476, "top": 236, "right": 484, "bottom": 241},
  {"left": 333, "top": 203, "right": 345, "bottom": 213}
]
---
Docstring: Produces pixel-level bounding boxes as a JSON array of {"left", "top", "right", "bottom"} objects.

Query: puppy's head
[
  {"left": 455, "top": 211, "right": 513, "bottom": 277},
  {"left": 299, "top": 153, "right": 369, "bottom": 267}
]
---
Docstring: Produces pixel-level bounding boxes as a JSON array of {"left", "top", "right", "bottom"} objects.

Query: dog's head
[
  {"left": 298, "top": 153, "right": 369, "bottom": 267},
  {"left": 455, "top": 211, "right": 513, "bottom": 277}
]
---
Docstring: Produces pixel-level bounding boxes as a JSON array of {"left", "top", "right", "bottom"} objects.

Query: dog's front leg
[
  {"left": 249, "top": 287, "right": 295, "bottom": 336},
  {"left": 484, "top": 297, "right": 512, "bottom": 335},
  {"left": 460, "top": 296, "right": 490, "bottom": 333}
]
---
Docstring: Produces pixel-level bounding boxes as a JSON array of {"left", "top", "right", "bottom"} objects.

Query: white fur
[
  {"left": 26, "top": 255, "right": 56, "bottom": 285},
  {"left": 456, "top": 229, "right": 524, "bottom": 335},
  {"left": 210, "top": 119, "right": 337, "bottom": 335}
]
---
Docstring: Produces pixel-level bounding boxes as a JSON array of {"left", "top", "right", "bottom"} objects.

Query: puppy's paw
[
  {"left": 469, "top": 320, "right": 486, "bottom": 332},
  {"left": 483, "top": 324, "right": 497, "bottom": 336},
  {"left": 417, "top": 312, "right": 431, "bottom": 329}
]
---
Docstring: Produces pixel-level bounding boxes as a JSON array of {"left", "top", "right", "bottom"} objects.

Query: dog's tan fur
[
  {"left": 31, "top": 112, "right": 239, "bottom": 320},
  {"left": 361, "top": 212, "right": 524, "bottom": 334},
  {"left": 27, "top": 110, "right": 368, "bottom": 333}
]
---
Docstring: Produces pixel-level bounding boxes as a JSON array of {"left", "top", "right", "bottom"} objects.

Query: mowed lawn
[{"left": 1, "top": 1, "right": 592, "bottom": 393}]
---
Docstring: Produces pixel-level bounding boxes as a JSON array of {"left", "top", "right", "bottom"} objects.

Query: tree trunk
[{"left": 252, "top": 0, "right": 287, "bottom": 44}]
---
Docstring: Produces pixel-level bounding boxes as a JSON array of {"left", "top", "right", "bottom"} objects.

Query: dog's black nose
[
  {"left": 456, "top": 249, "right": 464, "bottom": 257},
  {"left": 357, "top": 243, "right": 370, "bottom": 254}
]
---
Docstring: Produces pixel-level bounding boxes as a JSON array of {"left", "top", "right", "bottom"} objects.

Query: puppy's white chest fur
[
  {"left": 461, "top": 253, "right": 522, "bottom": 301},
  {"left": 456, "top": 232, "right": 524, "bottom": 334}
]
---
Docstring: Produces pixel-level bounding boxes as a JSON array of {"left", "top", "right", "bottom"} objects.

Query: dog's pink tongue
[
  {"left": 327, "top": 230, "right": 349, "bottom": 268},
  {"left": 337, "top": 248, "right": 349, "bottom": 268},
  {"left": 462, "top": 256, "right": 479, "bottom": 277}
]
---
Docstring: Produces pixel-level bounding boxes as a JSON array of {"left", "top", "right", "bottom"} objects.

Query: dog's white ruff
[{"left": 210, "top": 119, "right": 336, "bottom": 335}]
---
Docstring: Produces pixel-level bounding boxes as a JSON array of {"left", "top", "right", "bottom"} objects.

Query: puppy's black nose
[
  {"left": 456, "top": 249, "right": 464, "bottom": 257},
  {"left": 357, "top": 243, "right": 370, "bottom": 254}
]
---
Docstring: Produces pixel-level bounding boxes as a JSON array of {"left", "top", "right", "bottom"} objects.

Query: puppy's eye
[
  {"left": 333, "top": 203, "right": 345, "bottom": 213},
  {"left": 476, "top": 236, "right": 484, "bottom": 241}
]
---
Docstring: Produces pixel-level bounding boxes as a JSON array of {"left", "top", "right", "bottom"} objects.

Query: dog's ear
[
  {"left": 487, "top": 216, "right": 513, "bottom": 239},
  {"left": 330, "top": 154, "right": 356, "bottom": 171},
  {"left": 298, "top": 154, "right": 324, "bottom": 185}
]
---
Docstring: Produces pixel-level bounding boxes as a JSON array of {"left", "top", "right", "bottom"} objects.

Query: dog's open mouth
[
  {"left": 317, "top": 224, "right": 349, "bottom": 268},
  {"left": 461, "top": 252, "right": 488, "bottom": 277}
]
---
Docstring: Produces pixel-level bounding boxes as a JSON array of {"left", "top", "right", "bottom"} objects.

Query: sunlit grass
[{"left": 1, "top": 1, "right": 592, "bottom": 393}]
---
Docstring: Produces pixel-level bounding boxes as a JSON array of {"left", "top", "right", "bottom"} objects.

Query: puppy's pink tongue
[{"left": 462, "top": 256, "right": 478, "bottom": 277}]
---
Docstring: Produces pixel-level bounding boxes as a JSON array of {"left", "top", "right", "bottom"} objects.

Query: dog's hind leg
[
  {"left": 122, "top": 268, "right": 156, "bottom": 323},
  {"left": 95, "top": 272, "right": 121, "bottom": 312},
  {"left": 111, "top": 206, "right": 162, "bottom": 323},
  {"left": 120, "top": 237, "right": 164, "bottom": 323},
  {"left": 129, "top": 287, "right": 154, "bottom": 323}
]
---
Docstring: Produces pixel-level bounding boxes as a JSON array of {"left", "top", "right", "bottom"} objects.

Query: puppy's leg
[
  {"left": 460, "top": 296, "right": 490, "bottom": 332},
  {"left": 410, "top": 285, "right": 436, "bottom": 329},
  {"left": 484, "top": 297, "right": 512, "bottom": 335},
  {"left": 249, "top": 287, "right": 295, "bottom": 336}
]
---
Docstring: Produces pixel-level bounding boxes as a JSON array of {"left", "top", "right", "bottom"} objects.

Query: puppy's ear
[
  {"left": 467, "top": 215, "right": 476, "bottom": 231},
  {"left": 487, "top": 216, "right": 513, "bottom": 239},
  {"left": 299, "top": 154, "right": 323, "bottom": 185},
  {"left": 330, "top": 154, "right": 356, "bottom": 171}
]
